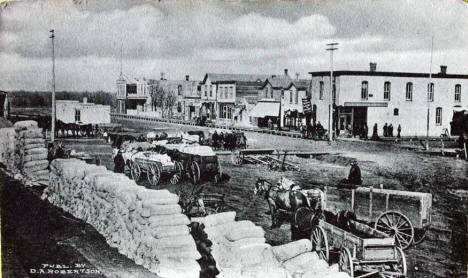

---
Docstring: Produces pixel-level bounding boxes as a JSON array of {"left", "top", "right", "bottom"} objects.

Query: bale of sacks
[
  {"left": 192, "top": 212, "right": 351, "bottom": 278},
  {"left": 0, "top": 127, "right": 18, "bottom": 172},
  {"left": 42, "top": 159, "right": 201, "bottom": 278},
  {"left": 11, "top": 120, "right": 49, "bottom": 186}
]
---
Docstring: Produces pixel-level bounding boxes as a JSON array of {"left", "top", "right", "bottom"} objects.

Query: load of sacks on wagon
[
  {"left": 0, "top": 120, "right": 49, "bottom": 186},
  {"left": 192, "top": 212, "right": 350, "bottom": 278},
  {"left": 42, "top": 158, "right": 201, "bottom": 278}
]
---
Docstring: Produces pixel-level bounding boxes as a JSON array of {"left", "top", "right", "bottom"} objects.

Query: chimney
[
  {"left": 369, "top": 63, "right": 377, "bottom": 72},
  {"left": 160, "top": 72, "right": 165, "bottom": 80},
  {"left": 284, "top": 68, "right": 289, "bottom": 76},
  {"left": 295, "top": 73, "right": 300, "bottom": 80},
  {"left": 440, "top": 65, "right": 447, "bottom": 74},
  {"left": 185, "top": 75, "right": 189, "bottom": 81},
  {"left": 83, "top": 97, "right": 87, "bottom": 104}
]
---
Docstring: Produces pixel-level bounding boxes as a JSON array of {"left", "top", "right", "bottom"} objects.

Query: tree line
[{"left": 9, "top": 91, "right": 117, "bottom": 108}]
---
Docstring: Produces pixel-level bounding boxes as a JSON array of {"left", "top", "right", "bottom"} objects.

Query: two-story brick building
[{"left": 309, "top": 64, "right": 468, "bottom": 137}]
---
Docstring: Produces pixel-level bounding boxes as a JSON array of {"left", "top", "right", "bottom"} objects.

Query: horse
[{"left": 253, "top": 178, "right": 312, "bottom": 228}]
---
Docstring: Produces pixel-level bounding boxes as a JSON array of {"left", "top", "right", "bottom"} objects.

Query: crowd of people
[{"left": 210, "top": 131, "right": 247, "bottom": 151}]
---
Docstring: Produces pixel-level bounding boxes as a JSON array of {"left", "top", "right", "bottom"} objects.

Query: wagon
[
  {"left": 130, "top": 151, "right": 182, "bottom": 187},
  {"left": 311, "top": 219, "right": 407, "bottom": 278},
  {"left": 175, "top": 146, "right": 222, "bottom": 185},
  {"left": 184, "top": 192, "right": 226, "bottom": 217},
  {"left": 323, "top": 186, "right": 432, "bottom": 250}
]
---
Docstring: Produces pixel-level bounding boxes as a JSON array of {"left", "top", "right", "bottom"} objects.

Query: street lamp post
[
  {"left": 326, "top": 43, "right": 338, "bottom": 142},
  {"left": 50, "top": 29, "right": 56, "bottom": 143}
]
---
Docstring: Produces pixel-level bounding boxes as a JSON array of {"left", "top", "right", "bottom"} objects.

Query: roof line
[{"left": 308, "top": 70, "right": 468, "bottom": 79}]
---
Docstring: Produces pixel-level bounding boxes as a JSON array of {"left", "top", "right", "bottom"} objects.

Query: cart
[
  {"left": 178, "top": 148, "right": 221, "bottom": 185},
  {"left": 130, "top": 151, "right": 182, "bottom": 187},
  {"left": 311, "top": 219, "right": 407, "bottom": 278},
  {"left": 324, "top": 186, "right": 432, "bottom": 250}
]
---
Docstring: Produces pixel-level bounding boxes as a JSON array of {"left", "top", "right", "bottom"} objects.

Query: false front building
[{"left": 309, "top": 64, "right": 468, "bottom": 137}]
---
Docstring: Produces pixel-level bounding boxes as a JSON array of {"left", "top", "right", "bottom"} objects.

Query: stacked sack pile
[
  {"left": 14, "top": 120, "right": 49, "bottom": 186},
  {"left": 0, "top": 127, "right": 18, "bottom": 172},
  {"left": 192, "top": 212, "right": 350, "bottom": 278},
  {"left": 42, "top": 158, "right": 201, "bottom": 278}
]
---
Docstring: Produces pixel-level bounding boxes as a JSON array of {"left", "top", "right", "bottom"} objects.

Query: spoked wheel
[
  {"left": 147, "top": 164, "right": 161, "bottom": 187},
  {"left": 311, "top": 226, "right": 329, "bottom": 262},
  {"left": 375, "top": 211, "right": 414, "bottom": 250},
  {"left": 231, "top": 152, "right": 242, "bottom": 165},
  {"left": 380, "top": 247, "right": 407, "bottom": 278},
  {"left": 339, "top": 247, "right": 354, "bottom": 278},
  {"left": 413, "top": 228, "right": 428, "bottom": 245},
  {"left": 131, "top": 162, "right": 141, "bottom": 181},
  {"left": 170, "top": 173, "right": 181, "bottom": 185},
  {"left": 190, "top": 161, "right": 201, "bottom": 184},
  {"left": 175, "top": 161, "right": 184, "bottom": 178},
  {"left": 294, "top": 207, "right": 314, "bottom": 232}
]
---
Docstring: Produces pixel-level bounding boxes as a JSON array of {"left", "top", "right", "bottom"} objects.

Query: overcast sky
[{"left": 0, "top": 0, "right": 467, "bottom": 92}]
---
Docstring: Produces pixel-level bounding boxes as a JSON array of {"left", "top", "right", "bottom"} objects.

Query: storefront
[{"left": 249, "top": 101, "right": 280, "bottom": 128}]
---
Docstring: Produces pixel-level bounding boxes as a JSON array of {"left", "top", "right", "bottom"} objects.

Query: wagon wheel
[
  {"left": 231, "top": 151, "right": 242, "bottom": 165},
  {"left": 413, "top": 228, "right": 428, "bottom": 245},
  {"left": 375, "top": 211, "right": 414, "bottom": 250},
  {"left": 380, "top": 247, "right": 407, "bottom": 278},
  {"left": 190, "top": 161, "right": 201, "bottom": 184},
  {"left": 175, "top": 161, "right": 184, "bottom": 179},
  {"left": 147, "top": 164, "right": 161, "bottom": 187},
  {"left": 131, "top": 162, "right": 141, "bottom": 181},
  {"left": 339, "top": 247, "right": 354, "bottom": 278},
  {"left": 311, "top": 225, "right": 329, "bottom": 262},
  {"left": 170, "top": 173, "right": 181, "bottom": 185}
]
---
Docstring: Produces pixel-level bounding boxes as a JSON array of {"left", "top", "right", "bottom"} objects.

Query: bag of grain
[
  {"left": 272, "top": 239, "right": 312, "bottom": 262},
  {"left": 202, "top": 211, "right": 236, "bottom": 227},
  {"left": 225, "top": 226, "right": 265, "bottom": 242},
  {"left": 14, "top": 120, "right": 38, "bottom": 130}
]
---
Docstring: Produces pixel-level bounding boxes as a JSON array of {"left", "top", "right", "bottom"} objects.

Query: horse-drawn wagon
[
  {"left": 171, "top": 145, "right": 222, "bottom": 184},
  {"left": 130, "top": 151, "right": 182, "bottom": 187},
  {"left": 323, "top": 186, "right": 432, "bottom": 250},
  {"left": 311, "top": 219, "right": 407, "bottom": 278}
]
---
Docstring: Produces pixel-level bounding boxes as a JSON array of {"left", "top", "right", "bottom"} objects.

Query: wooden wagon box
[{"left": 324, "top": 187, "right": 432, "bottom": 229}]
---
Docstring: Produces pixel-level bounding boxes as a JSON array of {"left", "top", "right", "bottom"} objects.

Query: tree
[{"left": 150, "top": 85, "right": 178, "bottom": 118}]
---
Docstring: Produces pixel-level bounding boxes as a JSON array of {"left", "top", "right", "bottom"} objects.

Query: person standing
[
  {"left": 383, "top": 123, "right": 388, "bottom": 137},
  {"left": 363, "top": 123, "right": 368, "bottom": 140},
  {"left": 371, "top": 123, "right": 379, "bottom": 140},
  {"left": 389, "top": 124, "right": 394, "bottom": 137},
  {"left": 397, "top": 124, "right": 402, "bottom": 138},
  {"left": 114, "top": 150, "right": 125, "bottom": 173}
]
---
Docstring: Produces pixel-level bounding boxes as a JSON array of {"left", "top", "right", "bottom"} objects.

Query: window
[
  {"left": 204, "top": 85, "right": 207, "bottom": 97},
  {"left": 75, "top": 109, "right": 81, "bottom": 122},
  {"left": 428, "top": 83, "right": 434, "bottom": 102},
  {"left": 455, "top": 84, "right": 461, "bottom": 102},
  {"left": 290, "top": 91, "right": 293, "bottom": 103},
  {"left": 319, "top": 81, "right": 324, "bottom": 100},
  {"left": 295, "top": 90, "right": 299, "bottom": 104},
  {"left": 178, "top": 85, "right": 182, "bottom": 96},
  {"left": 384, "top": 82, "right": 391, "bottom": 101},
  {"left": 406, "top": 82, "right": 413, "bottom": 101},
  {"left": 361, "top": 81, "right": 368, "bottom": 100},
  {"left": 177, "top": 102, "right": 182, "bottom": 112},
  {"left": 209, "top": 85, "right": 213, "bottom": 97},
  {"left": 393, "top": 108, "right": 399, "bottom": 116},
  {"left": 435, "top": 107, "right": 442, "bottom": 125}
]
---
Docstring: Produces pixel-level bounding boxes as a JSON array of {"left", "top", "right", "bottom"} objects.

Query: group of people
[
  {"left": 370, "top": 123, "right": 402, "bottom": 140},
  {"left": 211, "top": 131, "right": 246, "bottom": 151}
]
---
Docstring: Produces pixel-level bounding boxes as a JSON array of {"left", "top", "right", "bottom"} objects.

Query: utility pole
[
  {"left": 50, "top": 29, "right": 56, "bottom": 143},
  {"left": 426, "top": 36, "right": 434, "bottom": 151},
  {"left": 326, "top": 43, "right": 338, "bottom": 143}
]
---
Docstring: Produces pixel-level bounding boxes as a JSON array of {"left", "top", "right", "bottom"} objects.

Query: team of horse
[{"left": 253, "top": 177, "right": 357, "bottom": 240}]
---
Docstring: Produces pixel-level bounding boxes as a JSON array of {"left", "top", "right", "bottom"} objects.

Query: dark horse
[{"left": 254, "top": 178, "right": 314, "bottom": 228}]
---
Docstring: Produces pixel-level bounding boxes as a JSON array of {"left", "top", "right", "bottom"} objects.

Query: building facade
[
  {"left": 309, "top": 65, "right": 468, "bottom": 137},
  {"left": 56, "top": 98, "right": 111, "bottom": 124},
  {"left": 280, "top": 80, "right": 310, "bottom": 130}
]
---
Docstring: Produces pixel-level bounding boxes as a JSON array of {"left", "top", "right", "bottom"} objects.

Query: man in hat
[
  {"left": 339, "top": 160, "right": 362, "bottom": 188},
  {"left": 113, "top": 149, "right": 125, "bottom": 173}
]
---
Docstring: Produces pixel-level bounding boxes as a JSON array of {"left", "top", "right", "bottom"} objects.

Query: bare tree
[{"left": 150, "top": 85, "right": 177, "bottom": 118}]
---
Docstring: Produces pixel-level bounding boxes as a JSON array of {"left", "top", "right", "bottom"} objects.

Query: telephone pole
[
  {"left": 50, "top": 29, "right": 56, "bottom": 143},
  {"left": 326, "top": 42, "right": 338, "bottom": 142},
  {"left": 426, "top": 36, "right": 434, "bottom": 151}
]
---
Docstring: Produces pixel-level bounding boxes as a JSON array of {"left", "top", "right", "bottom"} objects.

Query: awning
[
  {"left": 344, "top": 102, "right": 388, "bottom": 107},
  {"left": 249, "top": 102, "right": 280, "bottom": 118}
]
